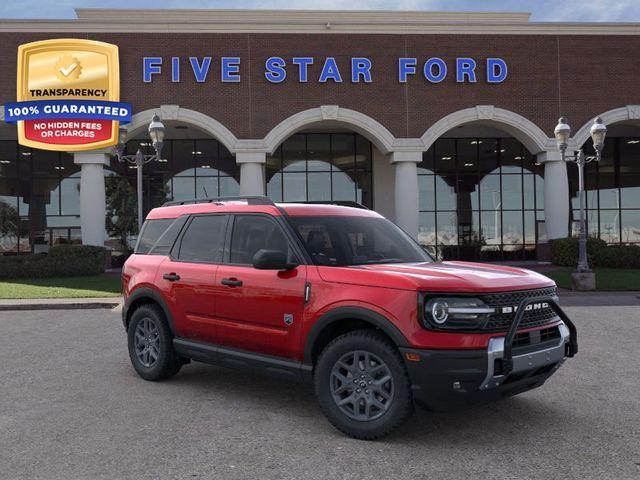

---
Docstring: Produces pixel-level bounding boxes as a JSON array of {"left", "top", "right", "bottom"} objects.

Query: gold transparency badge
[{"left": 8, "top": 38, "right": 130, "bottom": 151}]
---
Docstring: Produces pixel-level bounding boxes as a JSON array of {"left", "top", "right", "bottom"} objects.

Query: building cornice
[{"left": 0, "top": 9, "right": 638, "bottom": 35}]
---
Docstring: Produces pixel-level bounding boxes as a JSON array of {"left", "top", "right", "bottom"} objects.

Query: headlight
[{"left": 423, "top": 296, "right": 495, "bottom": 330}]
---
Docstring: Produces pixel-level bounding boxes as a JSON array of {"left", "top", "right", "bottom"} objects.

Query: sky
[{"left": 1, "top": 0, "right": 639, "bottom": 22}]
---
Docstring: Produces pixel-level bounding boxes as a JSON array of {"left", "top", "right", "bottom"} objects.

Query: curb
[{"left": 0, "top": 300, "right": 122, "bottom": 312}]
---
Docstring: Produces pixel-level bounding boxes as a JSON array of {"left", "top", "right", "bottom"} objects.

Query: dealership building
[{"left": 0, "top": 8, "right": 639, "bottom": 260}]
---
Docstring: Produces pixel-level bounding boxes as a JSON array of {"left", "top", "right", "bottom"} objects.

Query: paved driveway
[{"left": 1, "top": 306, "right": 639, "bottom": 480}]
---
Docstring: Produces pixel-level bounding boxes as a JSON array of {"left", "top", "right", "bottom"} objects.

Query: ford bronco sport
[{"left": 122, "top": 196, "right": 577, "bottom": 439}]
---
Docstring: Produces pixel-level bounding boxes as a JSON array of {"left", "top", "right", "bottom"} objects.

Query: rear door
[
  {"left": 157, "top": 214, "right": 229, "bottom": 343},
  {"left": 214, "top": 214, "right": 307, "bottom": 359}
]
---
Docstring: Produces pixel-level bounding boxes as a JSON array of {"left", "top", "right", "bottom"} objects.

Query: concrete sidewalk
[
  {"left": 0, "top": 296, "right": 122, "bottom": 311},
  {"left": 556, "top": 290, "right": 640, "bottom": 306}
]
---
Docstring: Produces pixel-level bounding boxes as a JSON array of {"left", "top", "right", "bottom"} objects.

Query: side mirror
[{"left": 252, "top": 249, "right": 297, "bottom": 271}]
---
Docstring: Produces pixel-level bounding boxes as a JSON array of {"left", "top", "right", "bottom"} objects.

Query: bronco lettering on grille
[{"left": 501, "top": 302, "right": 549, "bottom": 314}]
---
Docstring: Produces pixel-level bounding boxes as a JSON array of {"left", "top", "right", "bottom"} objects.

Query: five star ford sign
[{"left": 3, "top": 39, "right": 132, "bottom": 151}]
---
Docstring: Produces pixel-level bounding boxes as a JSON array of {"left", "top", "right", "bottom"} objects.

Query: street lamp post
[
  {"left": 553, "top": 116, "right": 607, "bottom": 282},
  {"left": 113, "top": 114, "right": 166, "bottom": 232}
]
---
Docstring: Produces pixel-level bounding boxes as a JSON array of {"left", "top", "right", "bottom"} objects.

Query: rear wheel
[
  {"left": 314, "top": 330, "right": 413, "bottom": 440},
  {"left": 127, "top": 304, "right": 181, "bottom": 381}
]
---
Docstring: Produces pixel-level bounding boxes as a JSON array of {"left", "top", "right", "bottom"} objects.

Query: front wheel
[
  {"left": 127, "top": 304, "right": 182, "bottom": 381},
  {"left": 314, "top": 330, "right": 413, "bottom": 440}
]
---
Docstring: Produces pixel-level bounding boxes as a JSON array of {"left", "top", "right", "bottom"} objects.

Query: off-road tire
[
  {"left": 314, "top": 329, "right": 414, "bottom": 440},
  {"left": 127, "top": 304, "right": 182, "bottom": 381}
]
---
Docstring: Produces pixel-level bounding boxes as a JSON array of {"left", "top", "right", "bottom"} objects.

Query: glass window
[
  {"left": 172, "top": 177, "right": 195, "bottom": 200},
  {"left": 219, "top": 176, "right": 240, "bottom": 197},
  {"left": 599, "top": 210, "right": 620, "bottom": 243},
  {"left": 419, "top": 148, "right": 434, "bottom": 173},
  {"left": 32, "top": 150, "right": 58, "bottom": 177},
  {"left": 500, "top": 138, "right": 523, "bottom": 174},
  {"left": 136, "top": 218, "right": 175, "bottom": 254},
  {"left": 418, "top": 175, "right": 435, "bottom": 211},
  {"left": 60, "top": 177, "right": 80, "bottom": 215},
  {"left": 282, "top": 135, "right": 306, "bottom": 172},
  {"left": 331, "top": 171, "right": 354, "bottom": 202},
  {"left": 172, "top": 140, "right": 195, "bottom": 177},
  {"left": 619, "top": 138, "right": 640, "bottom": 174},
  {"left": 480, "top": 175, "right": 501, "bottom": 211},
  {"left": 621, "top": 210, "right": 640, "bottom": 243},
  {"left": 435, "top": 139, "right": 456, "bottom": 176},
  {"left": 620, "top": 174, "right": 640, "bottom": 209},
  {"left": 267, "top": 172, "right": 283, "bottom": 202},
  {"left": 289, "top": 216, "right": 431, "bottom": 266},
  {"left": 308, "top": 172, "right": 332, "bottom": 202},
  {"left": 307, "top": 134, "right": 331, "bottom": 171},
  {"left": 283, "top": 173, "right": 307, "bottom": 202},
  {"left": 149, "top": 216, "right": 188, "bottom": 255},
  {"left": 230, "top": 215, "right": 290, "bottom": 265},
  {"left": 0, "top": 141, "right": 18, "bottom": 177},
  {"left": 501, "top": 175, "right": 523, "bottom": 210},
  {"left": 436, "top": 211, "right": 457, "bottom": 245},
  {"left": 178, "top": 215, "right": 227, "bottom": 263},
  {"left": 435, "top": 176, "right": 456, "bottom": 210},
  {"left": 266, "top": 133, "right": 372, "bottom": 208},
  {"left": 194, "top": 139, "right": 219, "bottom": 175},
  {"left": 418, "top": 211, "right": 436, "bottom": 247},
  {"left": 195, "top": 176, "right": 219, "bottom": 199}
]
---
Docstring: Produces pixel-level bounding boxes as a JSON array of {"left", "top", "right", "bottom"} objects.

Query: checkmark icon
[
  {"left": 54, "top": 55, "right": 82, "bottom": 82},
  {"left": 59, "top": 62, "right": 78, "bottom": 77}
]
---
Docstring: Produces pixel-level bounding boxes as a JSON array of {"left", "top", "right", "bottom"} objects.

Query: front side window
[
  {"left": 229, "top": 215, "right": 291, "bottom": 265},
  {"left": 289, "top": 216, "right": 432, "bottom": 266},
  {"left": 177, "top": 215, "right": 227, "bottom": 263}
]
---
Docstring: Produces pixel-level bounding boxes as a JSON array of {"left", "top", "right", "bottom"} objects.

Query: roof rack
[
  {"left": 162, "top": 196, "right": 276, "bottom": 207},
  {"left": 282, "top": 200, "right": 370, "bottom": 210}
]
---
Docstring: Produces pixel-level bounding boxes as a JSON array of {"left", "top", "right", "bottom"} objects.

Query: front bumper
[
  {"left": 401, "top": 295, "right": 577, "bottom": 411},
  {"left": 400, "top": 322, "right": 571, "bottom": 411}
]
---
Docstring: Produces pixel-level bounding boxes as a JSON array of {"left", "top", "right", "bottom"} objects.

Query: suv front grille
[{"left": 480, "top": 287, "right": 559, "bottom": 332}]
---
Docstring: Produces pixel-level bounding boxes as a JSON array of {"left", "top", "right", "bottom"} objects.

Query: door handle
[
  {"left": 221, "top": 277, "right": 243, "bottom": 287},
  {"left": 163, "top": 272, "right": 181, "bottom": 282}
]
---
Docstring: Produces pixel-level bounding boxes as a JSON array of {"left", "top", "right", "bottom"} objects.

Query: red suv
[{"left": 122, "top": 196, "right": 577, "bottom": 439}]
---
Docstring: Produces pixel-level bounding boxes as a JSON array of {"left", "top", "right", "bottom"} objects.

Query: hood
[{"left": 316, "top": 261, "right": 555, "bottom": 293}]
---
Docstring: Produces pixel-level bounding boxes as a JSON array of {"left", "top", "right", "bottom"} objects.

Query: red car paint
[{"left": 123, "top": 202, "right": 558, "bottom": 362}]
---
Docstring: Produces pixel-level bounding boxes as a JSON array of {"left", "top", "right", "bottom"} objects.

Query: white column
[
  {"left": 391, "top": 151, "right": 421, "bottom": 239},
  {"left": 74, "top": 151, "right": 109, "bottom": 246},
  {"left": 538, "top": 151, "right": 569, "bottom": 239},
  {"left": 237, "top": 152, "right": 266, "bottom": 196}
]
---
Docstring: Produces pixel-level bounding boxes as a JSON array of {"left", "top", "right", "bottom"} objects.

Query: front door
[{"left": 214, "top": 214, "right": 307, "bottom": 359}]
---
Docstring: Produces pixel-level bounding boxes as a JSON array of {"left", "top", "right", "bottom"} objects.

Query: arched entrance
[
  {"left": 418, "top": 108, "right": 552, "bottom": 261},
  {"left": 103, "top": 117, "right": 241, "bottom": 251},
  {"left": 0, "top": 119, "right": 83, "bottom": 254},
  {"left": 569, "top": 108, "right": 640, "bottom": 245},
  {"left": 262, "top": 106, "right": 396, "bottom": 217}
]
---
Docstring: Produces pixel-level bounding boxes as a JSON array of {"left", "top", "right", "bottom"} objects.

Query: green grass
[
  {"left": 543, "top": 268, "right": 640, "bottom": 291},
  {"left": 0, "top": 275, "right": 122, "bottom": 299}
]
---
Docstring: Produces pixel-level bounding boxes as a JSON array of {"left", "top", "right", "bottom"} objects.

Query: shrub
[
  {"left": 550, "top": 237, "right": 640, "bottom": 268},
  {"left": 0, "top": 245, "right": 107, "bottom": 279}
]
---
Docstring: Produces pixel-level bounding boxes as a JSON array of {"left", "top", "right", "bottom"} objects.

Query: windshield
[{"left": 289, "top": 216, "right": 433, "bottom": 266}]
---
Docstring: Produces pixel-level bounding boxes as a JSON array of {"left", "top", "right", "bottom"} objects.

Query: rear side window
[
  {"left": 135, "top": 219, "right": 175, "bottom": 254},
  {"left": 177, "top": 215, "right": 228, "bottom": 263}
]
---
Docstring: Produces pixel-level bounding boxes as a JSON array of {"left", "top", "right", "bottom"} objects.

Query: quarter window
[
  {"left": 135, "top": 219, "right": 174, "bottom": 254},
  {"left": 177, "top": 215, "right": 227, "bottom": 263}
]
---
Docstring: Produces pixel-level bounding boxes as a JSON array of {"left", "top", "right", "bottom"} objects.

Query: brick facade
[{"left": 0, "top": 31, "right": 638, "bottom": 140}]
